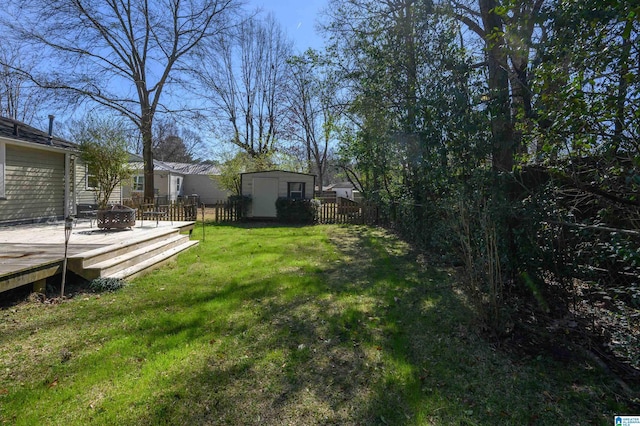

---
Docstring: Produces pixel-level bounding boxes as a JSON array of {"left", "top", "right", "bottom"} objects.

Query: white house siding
[
  {"left": 121, "top": 170, "right": 180, "bottom": 203},
  {"left": 0, "top": 144, "right": 65, "bottom": 224},
  {"left": 183, "top": 175, "right": 229, "bottom": 205}
]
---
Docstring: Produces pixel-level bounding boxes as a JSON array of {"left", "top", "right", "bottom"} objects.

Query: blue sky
[{"left": 247, "top": 0, "right": 328, "bottom": 52}]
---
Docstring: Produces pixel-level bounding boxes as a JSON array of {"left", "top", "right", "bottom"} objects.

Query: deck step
[
  {"left": 81, "top": 234, "right": 192, "bottom": 279},
  {"left": 67, "top": 226, "right": 199, "bottom": 281},
  {"left": 106, "top": 240, "right": 199, "bottom": 280},
  {"left": 72, "top": 228, "right": 180, "bottom": 268}
]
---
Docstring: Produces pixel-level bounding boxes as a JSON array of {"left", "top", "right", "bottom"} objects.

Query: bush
[
  {"left": 275, "top": 198, "right": 318, "bottom": 224},
  {"left": 89, "top": 277, "right": 127, "bottom": 293}
]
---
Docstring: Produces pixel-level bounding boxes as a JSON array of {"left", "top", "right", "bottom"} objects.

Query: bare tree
[
  {"left": 153, "top": 119, "right": 204, "bottom": 162},
  {"left": 0, "top": 45, "right": 50, "bottom": 124},
  {"left": 196, "top": 13, "right": 293, "bottom": 158},
  {"left": 287, "top": 50, "right": 343, "bottom": 189},
  {"left": 1, "top": 0, "right": 239, "bottom": 198}
]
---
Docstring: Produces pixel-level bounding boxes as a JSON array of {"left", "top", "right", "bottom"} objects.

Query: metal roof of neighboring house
[
  {"left": 127, "top": 157, "right": 221, "bottom": 176},
  {"left": 163, "top": 162, "right": 221, "bottom": 175},
  {"left": 326, "top": 182, "right": 355, "bottom": 189},
  {"left": 241, "top": 169, "right": 316, "bottom": 177},
  {"left": 127, "top": 154, "right": 183, "bottom": 174},
  {"left": 0, "top": 116, "right": 76, "bottom": 150}
]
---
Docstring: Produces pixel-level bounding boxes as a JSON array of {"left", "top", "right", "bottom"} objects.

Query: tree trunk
[
  {"left": 612, "top": 24, "right": 632, "bottom": 154},
  {"left": 480, "top": 0, "right": 514, "bottom": 172},
  {"left": 141, "top": 110, "right": 155, "bottom": 200}
]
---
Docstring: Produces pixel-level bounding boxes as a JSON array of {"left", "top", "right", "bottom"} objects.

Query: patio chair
[{"left": 75, "top": 204, "right": 99, "bottom": 227}]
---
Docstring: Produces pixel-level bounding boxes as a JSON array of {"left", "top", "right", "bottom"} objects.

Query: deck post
[{"left": 33, "top": 278, "right": 46, "bottom": 294}]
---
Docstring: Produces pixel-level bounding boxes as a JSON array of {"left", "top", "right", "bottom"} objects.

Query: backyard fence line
[
  {"left": 316, "top": 202, "right": 380, "bottom": 225},
  {"left": 205, "top": 200, "right": 245, "bottom": 223},
  {"left": 122, "top": 198, "right": 199, "bottom": 222},
  {"left": 201, "top": 199, "right": 381, "bottom": 226}
]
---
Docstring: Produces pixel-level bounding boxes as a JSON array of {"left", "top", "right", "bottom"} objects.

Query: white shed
[{"left": 241, "top": 170, "right": 316, "bottom": 218}]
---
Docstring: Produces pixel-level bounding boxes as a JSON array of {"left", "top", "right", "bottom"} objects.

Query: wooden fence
[
  {"left": 316, "top": 202, "right": 379, "bottom": 225},
  {"left": 199, "top": 199, "right": 379, "bottom": 225},
  {"left": 122, "top": 198, "right": 199, "bottom": 222},
  {"left": 204, "top": 201, "right": 245, "bottom": 223}
]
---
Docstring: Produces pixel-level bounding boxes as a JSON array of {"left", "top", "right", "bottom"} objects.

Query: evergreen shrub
[{"left": 275, "top": 198, "right": 318, "bottom": 224}]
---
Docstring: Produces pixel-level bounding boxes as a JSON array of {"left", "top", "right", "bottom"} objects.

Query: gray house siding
[
  {"left": 0, "top": 144, "right": 65, "bottom": 224},
  {"left": 183, "top": 174, "right": 229, "bottom": 205}
]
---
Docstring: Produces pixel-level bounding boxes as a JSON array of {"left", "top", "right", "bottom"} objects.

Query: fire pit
[{"left": 97, "top": 204, "right": 136, "bottom": 229}]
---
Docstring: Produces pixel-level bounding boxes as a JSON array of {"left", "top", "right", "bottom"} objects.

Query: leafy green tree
[
  {"left": 449, "top": 0, "right": 546, "bottom": 169},
  {"left": 217, "top": 151, "right": 274, "bottom": 196},
  {"left": 75, "top": 116, "right": 132, "bottom": 209},
  {"left": 532, "top": 0, "right": 639, "bottom": 160},
  {"left": 324, "top": 0, "right": 488, "bottom": 201}
]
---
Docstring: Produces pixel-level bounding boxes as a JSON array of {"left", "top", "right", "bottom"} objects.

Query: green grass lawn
[{"left": 0, "top": 224, "right": 634, "bottom": 425}]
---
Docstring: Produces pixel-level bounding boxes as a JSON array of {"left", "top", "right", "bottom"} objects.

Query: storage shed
[{"left": 241, "top": 170, "right": 316, "bottom": 218}]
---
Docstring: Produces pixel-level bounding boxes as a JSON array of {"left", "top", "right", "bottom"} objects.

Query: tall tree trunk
[
  {"left": 480, "top": 0, "right": 514, "bottom": 172},
  {"left": 141, "top": 108, "right": 155, "bottom": 200},
  {"left": 611, "top": 22, "right": 632, "bottom": 154}
]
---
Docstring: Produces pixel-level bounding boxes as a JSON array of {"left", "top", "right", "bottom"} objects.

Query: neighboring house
[
  {"left": 241, "top": 170, "right": 316, "bottom": 219},
  {"left": 124, "top": 157, "right": 229, "bottom": 204},
  {"left": 163, "top": 162, "right": 229, "bottom": 205},
  {"left": 325, "top": 182, "right": 356, "bottom": 201},
  {"left": 125, "top": 156, "right": 184, "bottom": 203},
  {"left": 0, "top": 116, "right": 75, "bottom": 225}
]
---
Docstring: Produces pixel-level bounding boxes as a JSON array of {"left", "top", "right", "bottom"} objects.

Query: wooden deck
[{"left": 0, "top": 220, "right": 196, "bottom": 294}]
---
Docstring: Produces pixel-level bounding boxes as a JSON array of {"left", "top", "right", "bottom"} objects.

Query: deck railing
[{"left": 122, "top": 198, "right": 198, "bottom": 222}]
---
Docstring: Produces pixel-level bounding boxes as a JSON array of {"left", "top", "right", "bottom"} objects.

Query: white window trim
[
  {"left": 288, "top": 182, "right": 305, "bottom": 199},
  {"left": 132, "top": 175, "right": 144, "bottom": 192},
  {"left": 86, "top": 164, "right": 97, "bottom": 190},
  {"left": 0, "top": 141, "right": 5, "bottom": 199}
]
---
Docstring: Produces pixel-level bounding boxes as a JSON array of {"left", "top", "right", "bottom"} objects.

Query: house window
[
  {"left": 86, "top": 165, "right": 98, "bottom": 189},
  {"left": 288, "top": 182, "right": 305, "bottom": 199},
  {"left": 0, "top": 142, "right": 5, "bottom": 199},
  {"left": 133, "top": 175, "right": 144, "bottom": 192}
]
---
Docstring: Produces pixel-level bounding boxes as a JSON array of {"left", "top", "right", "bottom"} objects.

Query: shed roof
[{"left": 0, "top": 116, "right": 76, "bottom": 150}]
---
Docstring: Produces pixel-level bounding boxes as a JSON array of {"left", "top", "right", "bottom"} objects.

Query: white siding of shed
[
  {"left": 241, "top": 171, "right": 315, "bottom": 218},
  {"left": 242, "top": 171, "right": 315, "bottom": 199}
]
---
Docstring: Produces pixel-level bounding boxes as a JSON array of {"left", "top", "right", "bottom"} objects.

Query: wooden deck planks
[
  {"left": 0, "top": 220, "right": 195, "bottom": 294},
  {"left": 0, "top": 243, "right": 104, "bottom": 293}
]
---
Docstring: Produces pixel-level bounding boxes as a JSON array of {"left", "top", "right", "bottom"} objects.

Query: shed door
[{"left": 252, "top": 178, "right": 278, "bottom": 217}]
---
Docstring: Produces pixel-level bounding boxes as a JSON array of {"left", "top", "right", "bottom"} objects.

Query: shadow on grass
[
  {"left": 132, "top": 226, "right": 630, "bottom": 424},
  {"left": 1, "top": 224, "right": 632, "bottom": 425}
]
